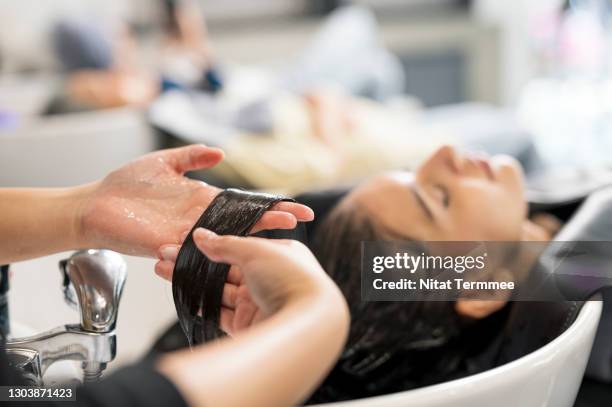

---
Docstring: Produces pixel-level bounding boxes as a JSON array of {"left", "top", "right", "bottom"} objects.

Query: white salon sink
[{"left": 311, "top": 300, "right": 602, "bottom": 407}]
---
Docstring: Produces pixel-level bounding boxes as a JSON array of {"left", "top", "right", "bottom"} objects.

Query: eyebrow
[{"left": 410, "top": 184, "right": 434, "bottom": 221}]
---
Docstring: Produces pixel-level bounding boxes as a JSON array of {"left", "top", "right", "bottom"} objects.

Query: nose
[
  {"left": 416, "top": 145, "right": 460, "bottom": 182},
  {"left": 419, "top": 145, "right": 494, "bottom": 183}
]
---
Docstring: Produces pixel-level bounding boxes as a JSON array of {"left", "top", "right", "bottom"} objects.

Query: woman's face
[{"left": 349, "top": 145, "right": 527, "bottom": 241}]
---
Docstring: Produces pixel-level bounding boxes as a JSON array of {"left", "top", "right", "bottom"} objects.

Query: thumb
[{"left": 193, "top": 228, "right": 270, "bottom": 268}]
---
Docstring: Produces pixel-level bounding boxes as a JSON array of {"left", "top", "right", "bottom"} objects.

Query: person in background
[
  {"left": 46, "top": 18, "right": 156, "bottom": 113},
  {"left": 46, "top": 0, "right": 223, "bottom": 114},
  {"left": 160, "top": 0, "right": 224, "bottom": 93}
]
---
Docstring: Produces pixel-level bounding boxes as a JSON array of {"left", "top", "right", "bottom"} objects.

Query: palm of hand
[
  {"left": 81, "top": 149, "right": 220, "bottom": 257},
  {"left": 79, "top": 144, "right": 314, "bottom": 270}
]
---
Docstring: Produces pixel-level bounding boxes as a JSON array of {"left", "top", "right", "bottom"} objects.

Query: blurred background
[
  {"left": 1, "top": 0, "right": 612, "bottom": 404},
  {"left": 4, "top": 0, "right": 612, "bottom": 191}
]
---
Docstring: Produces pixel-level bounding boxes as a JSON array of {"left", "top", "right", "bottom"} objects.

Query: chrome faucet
[{"left": 5, "top": 250, "right": 127, "bottom": 385}]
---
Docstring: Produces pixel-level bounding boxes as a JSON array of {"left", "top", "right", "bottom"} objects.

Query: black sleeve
[
  {"left": 77, "top": 360, "right": 189, "bottom": 407},
  {"left": 0, "top": 347, "right": 188, "bottom": 407}
]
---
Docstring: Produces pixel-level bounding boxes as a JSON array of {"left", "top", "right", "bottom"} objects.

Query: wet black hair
[
  {"left": 172, "top": 188, "right": 294, "bottom": 346},
  {"left": 307, "top": 202, "right": 509, "bottom": 403}
]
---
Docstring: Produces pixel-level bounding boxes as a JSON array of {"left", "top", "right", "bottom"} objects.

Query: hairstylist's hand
[
  {"left": 156, "top": 228, "right": 348, "bottom": 407},
  {"left": 76, "top": 145, "right": 314, "bottom": 257},
  {"left": 188, "top": 228, "right": 346, "bottom": 336}
]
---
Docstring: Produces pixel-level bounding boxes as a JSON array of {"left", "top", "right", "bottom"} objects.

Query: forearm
[
  {"left": 0, "top": 185, "right": 94, "bottom": 263},
  {"left": 158, "top": 288, "right": 350, "bottom": 407}
]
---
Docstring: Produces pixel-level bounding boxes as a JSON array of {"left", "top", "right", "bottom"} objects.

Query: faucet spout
[
  {"left": 5, "top": 324, "right": 116, "bottom": 382},
  {"left": 6, "top": 249, "right": 127, "bottom": 385},
  {"left": 60, "top": 250, "right": 127, "bottom": 333}
]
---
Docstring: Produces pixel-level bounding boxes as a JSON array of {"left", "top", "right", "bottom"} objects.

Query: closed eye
[
  {"left": 434, "top": 185, "right": 450, "bottom": 208},
  {"left": 410, "top": 184, "right": 434, "bottom": 221}
]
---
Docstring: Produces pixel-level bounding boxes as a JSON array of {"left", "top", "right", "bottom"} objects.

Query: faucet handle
[{"left": 59, "top": 250, "right": 127, "bottom": 333}]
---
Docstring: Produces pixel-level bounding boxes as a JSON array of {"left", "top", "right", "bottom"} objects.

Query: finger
[
  {"left": 157, "top": 244, "right": 245, "bottom": 283},
  {"left": 158, "top": 244, "right": 180, "bottom": 262},
  {"left": 154, "top": 260, "right": 174, "bottom": 281},
  {"left": 220, "top": 308, "right": 235, "bottom": 335},
  {"left": 222, "top": 283, "right": 239, "bottom": 309},
  {"left": 227, "top": 266, "right": 243, "bottom": 285},
  {"left": 193, "top": 228, "right": 271, "bottom": 267},
  {"left": 270, "top": 202, "right": 314, "bottom": 222},
  {"left": 164, "top": 144, "right": 225, "bottom": 174},
  {"left": 251, "top": 211, "right": 297, "bottom": 234},
  {"left": 234, "top": 301, "right": 258, "bottom": 331}
]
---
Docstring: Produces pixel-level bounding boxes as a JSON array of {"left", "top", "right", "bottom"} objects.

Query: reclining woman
[
  {"left": 304, "top": 145, "right": 554, "bottom": 402},
  {"left": 155, "top": 144, "right": 595, "bottom": 403},
  {"left": 300, "top": 145, "right": 611, "bottom": 403}
]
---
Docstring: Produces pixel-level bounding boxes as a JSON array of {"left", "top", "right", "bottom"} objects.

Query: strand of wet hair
[{"left": 172, "top": 188, "right": 294, "bottom": 346}]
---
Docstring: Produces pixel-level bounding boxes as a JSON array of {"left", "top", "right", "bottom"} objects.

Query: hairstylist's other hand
[
  {"left": 76, "top": 145, "right": 314, "bottom": 257},
  {"left": 190, "top": 228, "right": 346, "bottom": 336},
  {"left": 156, "top": 228, "right": 348, "bottom": 407}
]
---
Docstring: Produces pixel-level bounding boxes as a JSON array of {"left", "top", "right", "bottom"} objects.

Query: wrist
[
  {"left": 63, "top": 182, "right": 100, "bottom": 250},
  {"left": 285, "top": 280, "right": 350, "bottom": 337}
]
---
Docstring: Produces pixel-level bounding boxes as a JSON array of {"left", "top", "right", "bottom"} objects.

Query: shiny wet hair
[
  {"left": 172, "top": 188, "right": 293, "bottom": 346},
  {"left": 307, "top": 200, "right": 509, "bottom": 403}
]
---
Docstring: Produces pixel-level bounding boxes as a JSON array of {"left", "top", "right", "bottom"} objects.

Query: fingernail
[
  {"left": 305, "top": 207, "right": 315, "bottom": 221},
  {"left": 160, "top": 246, "right": 179, "bottom": 261}
]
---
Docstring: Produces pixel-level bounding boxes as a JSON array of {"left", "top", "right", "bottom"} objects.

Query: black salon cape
[{"left": 0, "top": 346, "right": 188, "bottom": 407}]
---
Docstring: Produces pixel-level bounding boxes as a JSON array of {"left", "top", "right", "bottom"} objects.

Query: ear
[{"left": 455, "top": 299, "right": 507, "bottom": 319}]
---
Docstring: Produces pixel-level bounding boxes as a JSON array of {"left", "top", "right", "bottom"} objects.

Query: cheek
[{"left": 448, "top": 184, "right": 525, "bottom": 240}]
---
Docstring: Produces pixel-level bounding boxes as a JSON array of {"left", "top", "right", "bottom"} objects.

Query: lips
[
  {"left": 475, "top": 158, "right": 495, "bottom": 180},
  {"left": 462, "top": 152, "right": 495, "bottom": 181}
]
